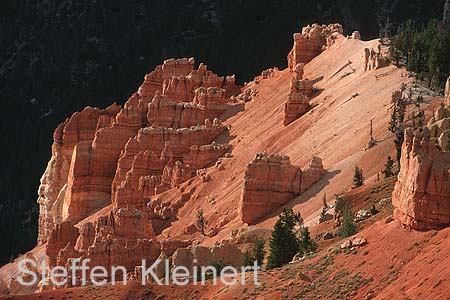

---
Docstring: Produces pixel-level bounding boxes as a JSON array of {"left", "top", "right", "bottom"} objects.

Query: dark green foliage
[
  {"left": 319, "top": 207, "right": 328, "bottom": 223},
  {"left": 299, "top": 227, "right": 317, "bottom": 255},
  {"left": 267, "top": 208, "right": 302, "bottom": 269},
  {"left": 382, "top": 156, "right": 395, "bottom": 178},
  {"left": 243, "top": 238, "right": 266, "bottom": 267},
  {"left": 390, "top": 19, "right": 450, "bottom": 91},
  {"left": 211, "top": 258, "right": 225, "bottom": 273},
  {"left": 352, "top": 166, "right": 364, "bottom": 188},
  {"left": 267, "top": 208, "right": 317, "bottom": 269},
  {"left": 370, "top": 205, "right": 378, "bottom": 215},
  {"left": 389, "top": 87, "right": 408, "bottom": 165},
  {"left": 339, "top": 204, "right": 358, "bottom": 237}
]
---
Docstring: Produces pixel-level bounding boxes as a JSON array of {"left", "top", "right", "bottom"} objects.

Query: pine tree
[
  {"left": 299, "top": 227, "right": 317, "bottom": 255},
  {"left": 266, "top": 209, "right": 301, "bottom": 269},
  {"left": 243, "top": 238, "right": 266, "bottom": 267},
  {"left": 382, "top": 156, "right": 395, "bottom": 178},
  {"left": 339, "top": 204, "right": 357, "bottom": 237},
  {"left": 352, "top": 166, "right": 364, "bottom": 188}
]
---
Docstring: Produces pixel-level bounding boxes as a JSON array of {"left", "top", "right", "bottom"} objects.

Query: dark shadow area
[{"left": 220, "top": 103, "right": 245, "bottom": 121}]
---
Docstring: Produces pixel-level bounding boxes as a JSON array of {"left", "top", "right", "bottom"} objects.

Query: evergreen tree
[
  {"left": 339, "top": 204, "right": 357, "bottom": 237},
  {"left": 299, "top": 227, "right": 317, "bottom": 255},
  {"left": 382, "top": 156, "right": 395, "bottom": 178},
  {"left": 243, "top": 238, "right": 266, "bottom": 267},
  {"left": 389, "top": 86, "right": 408, "bottom": 166},
  {"left": 352, "top": 166, "right": 364, "bottom": 188},
  {"left": 266, "top": 209, "right": 301, "bottom": 269}
]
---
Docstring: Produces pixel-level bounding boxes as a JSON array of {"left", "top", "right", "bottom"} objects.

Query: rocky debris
[
  {"left": 171, "top": 241, "right": 244, "bottom": 270},
  {"left": 284, "top": 63, "right": 313, "bottom": 125},
  {"left": 392, "top": 128, "right": 450, "bottom": 230},
  {"left": 355, "top": 209, "right": 372, "bottom": 222},
  {"left": 288, "top": 23, "right": 343, "bottom": 70},
  {"left": 364, "top": 47, "right": 389, "bottom": 71},
  {"left": 241, "top": 152, "right": 326, "bottom": 224},
  {"left": 340, "top": 236, "right": 367, "bottom": 249},
  {"left": 231, "top": 89, "right": 257, "bottom": 103},
  {"left": 252, "top": 67, "right": 278, "bottom": 84},
  {"left": 378, "top": 197, "right": 391, "bottom": 206}
]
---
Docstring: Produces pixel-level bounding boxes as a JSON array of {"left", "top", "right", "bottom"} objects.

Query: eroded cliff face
[
  {"left": 241, "top": 152, "right": 326, "bottom": 224},
  {"left": 37, "top": 57, "right": 238, "bottom": 251},
  {"left": 287, "top": 23, "right": 343, "bottom": 70},
  {"left": 392, "top": 128, "right": 450, "bottom": 230}
]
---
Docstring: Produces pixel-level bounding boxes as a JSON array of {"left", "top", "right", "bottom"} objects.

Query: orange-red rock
[
  {"left": 241, "top": 152, "right": 325, "bottom": 224},
  {"left": 392, "top": 128, "right": 450, "bottom": 230},
  {"left": 284, "top": 63, "right": 313, "bottom": 125},
  {"left": 287, "top": 23, "right": 343, "bottom": 70},
  {"left": 37, "top": 105, "right": 120, "bottom": 244}
]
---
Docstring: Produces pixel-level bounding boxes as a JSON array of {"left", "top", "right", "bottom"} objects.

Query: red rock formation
[
  {"left": 392, "top": 128, "right": 450, "bottom": 230},
  {"left": 287, "top": 23, "right": 343, "bottom": 70},
  {"left": 34, "top": 57, "right": 238, "bottom": 290},
  {"left": 45, "top": 221, "right": 80, "bottom": 268},
  {"left": 37, "top": 105, "right": 119, "bottom": 244},
  {"left": 112, "top": 119, "right": 226, "bottom": 208},
  {"left": 284, "top": 63, "right": 313, "bottom": 125},
  {"left": 241, "top": 152, "right": 326, "bottom": 224}
]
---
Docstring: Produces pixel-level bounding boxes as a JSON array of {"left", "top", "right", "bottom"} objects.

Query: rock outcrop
[
  {"left": 241, "top": 152, "right": 326, "bottom": 224},
  {"left": 287, "top": 23, "right": 343, "bottom": 70},
  {"left": 284, "top": 63, "right": 313, "bottom": 125},
  {"left": 392, "top": 128, "right": 450, "bottom": 230},
  {"left": 33, "top": 57, "right": 239, "bottom": 290},
  {"left": 364, "top": 47, "right": 389, "bottom": 71}
]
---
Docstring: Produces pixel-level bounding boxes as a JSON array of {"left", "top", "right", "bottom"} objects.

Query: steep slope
[
  {"left": 158, "top": 35, "right": 411, "bottom": 247},
  {"left": 2, "top": 24, "right": 448, "bottom": 299}
]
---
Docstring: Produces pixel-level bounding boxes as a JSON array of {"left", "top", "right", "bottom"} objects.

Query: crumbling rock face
[
  {"left": 392, "top": 128, "right": 450, "bottom": 230},
  {"left": 45, "top": 221, "right": 80, "bottom": 268},
  {"left": 34, "top": 57, "right": 238, "bottom": 289},
  {"left": 287, "top": 23, "right": 343, "bottom": 70},
  {"left": 241, "top": 152, "right": 326, "bottom": 224},
  {"left": 37, "top": 57, "right": 237, "bottom": 246},
  {"left": 284, "top": 63, "right": 313, "bottom": 126},
  {"left": 37, "top": 105, "right": 120, "bottom": 244}
]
